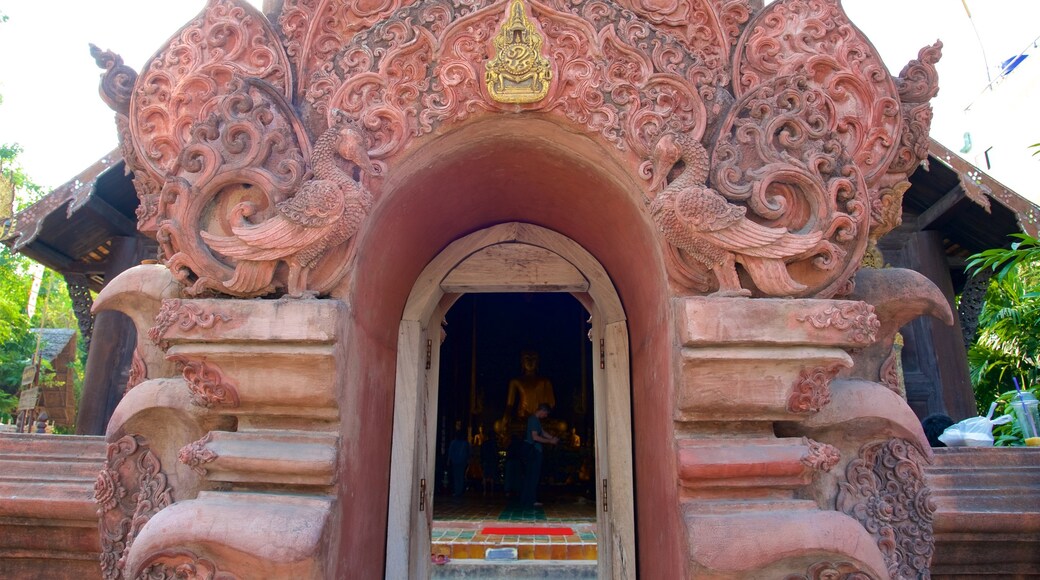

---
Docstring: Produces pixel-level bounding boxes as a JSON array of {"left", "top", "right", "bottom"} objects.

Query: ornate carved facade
[{"left": 79, "top": 0, "right": 945, "bottom": 578}]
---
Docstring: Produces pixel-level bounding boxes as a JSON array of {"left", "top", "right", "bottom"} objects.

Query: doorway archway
[{"left": 386, "top": 223, "right": 635, "bottom": 579}]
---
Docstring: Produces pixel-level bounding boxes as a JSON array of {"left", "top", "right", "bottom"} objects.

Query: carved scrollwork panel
[
  {"left": 149, "top": 299, "right": 232, "bottom": 350},
  {"left": 154, "top": 75, "right": 345, "bottom": 297},
  {"left": 801, "top": 437, "right": 840, "bottom": 473},
  {"left": 136, "top": 549, "right": 238, "bottom": 580},
  {"left": 837, "top": 438, "right": 936, "bottom": 580},
  {"left": 732, "top": 0, "right": 901, "bottom": 186},
  {"left": 178, "top": 432, "right": 219, "bottom": 476},
  {"left": 307, "top": 0, "right": 709, "bottom": 175},
  {"left": 130, "top": 0, "right": 292, "bottom": 187},
  {"left": 95, "top": 435, "right": 173, "bottom": 580},
  {"left": 796, "top": 302, "right": 880, "bottom": 345},
  {"left": 788, "top": 364, "right": 842, "bottom": 414},
  {"left": 167, "top": 356, "right": 241, "bottom": 408}
]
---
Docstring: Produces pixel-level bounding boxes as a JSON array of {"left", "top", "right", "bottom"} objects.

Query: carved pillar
[
  {"left": 76, "top": 236, "right": 149, "bottom": 435},
  {"left": 905, "top": 230, "right": 976, "bottom": 419},
  {"left": 958, "top": 269, "right": 993, "bottom": 351},
  {"left": 65, "top": 273, "right": 95, "bottom": 352}
]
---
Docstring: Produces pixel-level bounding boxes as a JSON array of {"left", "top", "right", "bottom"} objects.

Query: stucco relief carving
[
  {"left": 197, "top": 110, "right": 376, "bottom": 297},
  {"left": 127, "top": 347, "right": 148, "bottom": 393},
  {"left": 838, "top": 438, "right": 936, "bottom": 579},
  {"left": 870, "top": 41, "right": 942, "bottom": 243},
  {"left": 788, "top": 364, "right": 841, "bottom": 414},
  {"left": 648, "top": 132, "right": 823, "bottom": 296},
  {"left": 130, "top": 0, "right": 290, "bottom": 186},
  {"left": 310, "top": 0, "right": 710, "bottom": 166},
  {"left": 91, "top": 45, "right": 162, "bottom": 232},
  {"left": 785, "top": 561, "right": 876, "bottom": 580},
  {"left": 136, "top": 549, "right": 238, "bottom": 580},
  {"left": 167, "top": 356, "right": 240, "bottom": 408},
  {"left": 95, "top": 435, "right": 173, "bottom": 580},
  {"left": 179, "top": 432, "right": 219, "bottom": 476},
  {"left": 796, "top": 303, "right": 880, "bottom": 345},
  {"left": 149, "top": 299, "right": 231, "bottom": 349},
  {"left": 801, "top": 437, "right": 840, "bottom": 473}
]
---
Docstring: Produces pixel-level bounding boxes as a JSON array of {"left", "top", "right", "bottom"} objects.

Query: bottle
[{"left": 1010, "top": 391, "right": 1040, "bottom": 447}]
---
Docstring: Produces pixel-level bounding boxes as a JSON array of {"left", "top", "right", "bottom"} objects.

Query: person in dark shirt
[
  {"left": 521, "top": 403, "right": 559, "bottom": 507},
  {"left": 447, "top": 430, "right": 470, "bottom": 497}
]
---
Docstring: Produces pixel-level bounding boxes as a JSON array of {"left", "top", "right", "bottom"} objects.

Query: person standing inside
[
  {"left": 448, "top": 430, "right": 470, "bottom": 497},
  {"left": 521, "top": 403, "right": 559, "bottom": 508}
]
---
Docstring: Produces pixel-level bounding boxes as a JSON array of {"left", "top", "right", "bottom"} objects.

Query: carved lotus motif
[{"left": 93, "top": 468, "right": 126, "bottom": 512}]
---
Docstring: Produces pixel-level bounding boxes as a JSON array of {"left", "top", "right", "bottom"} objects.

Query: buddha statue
[{"left": 501, "top": 350, "right": 565, "bottom": 436}]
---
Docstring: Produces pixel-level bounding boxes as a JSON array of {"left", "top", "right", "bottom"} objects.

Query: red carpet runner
[{"left": 480, "top": 526, "right": 574, "bottom": 535}]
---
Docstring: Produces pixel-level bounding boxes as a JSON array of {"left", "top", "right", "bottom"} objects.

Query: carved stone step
[
  {"left": 0, "top": 433, "right": 106, "bottom": 456},
  {"left": 926, "top": 447, "right": 1040, "bottom": 576},
  {"left": 0, "top": 438, "right": 102, "bottom": 580}
]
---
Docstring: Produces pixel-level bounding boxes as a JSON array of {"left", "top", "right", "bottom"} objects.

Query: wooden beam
[
  {"left": 916, "top": 186, "right": 967, "bottom": 231},
  {"left": 19, "top": 240, "right": 73, "bottom": 270},
  {"left": 84, "top": 194, "right": 138, "bottom": 237}
]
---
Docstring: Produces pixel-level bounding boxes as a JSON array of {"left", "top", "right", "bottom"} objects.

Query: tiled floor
[{"left": 432, "top": 494, "right": 597, "bottom": 561}]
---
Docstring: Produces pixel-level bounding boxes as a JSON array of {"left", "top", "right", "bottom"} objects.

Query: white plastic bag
[{"left": 938, "top": 402, "right": 1012, "bottom": 447}]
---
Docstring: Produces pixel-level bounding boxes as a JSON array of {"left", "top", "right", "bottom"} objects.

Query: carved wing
[{"left": 201, "top": 212, "right": 338, "bottom": 263}]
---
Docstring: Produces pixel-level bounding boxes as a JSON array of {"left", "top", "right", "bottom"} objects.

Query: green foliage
[
  {"left": 966, "top": 234, "right": 1040, "bottom": 443},
  {"left": 0, "top": 247, "right": 35, "bottom": 395},
  {"left": 0, "top": 143, "right": 45, "bottom": 210},
  {"left": 966, "top": 232, "right": 1040, "bottom": 282}
]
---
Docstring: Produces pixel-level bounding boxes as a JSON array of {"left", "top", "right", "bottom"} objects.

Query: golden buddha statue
[{"left": 499, "top": 350, "right": 565, "bottom": 438}]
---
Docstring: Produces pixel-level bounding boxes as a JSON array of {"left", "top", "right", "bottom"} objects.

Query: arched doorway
[{"left": 386, "top": 223, "right": 635, "bottom": 578}]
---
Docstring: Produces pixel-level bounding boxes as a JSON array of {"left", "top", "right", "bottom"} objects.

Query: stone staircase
[
  {"left": 0, "top": 433, "right": 104, "bottom": 579},
  {"left": 926, "top": 447, "right": 1040, "bottom": 578}
]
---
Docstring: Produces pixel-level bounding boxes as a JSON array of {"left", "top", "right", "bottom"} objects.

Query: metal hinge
[
  {"left": 420, "top": 478, "right": 427, "bottom": 511},
  {"left": 426, "top": 339, "right": 433, "bottom": 370},
  {"left": 599, "top": 339, "right": 605, "bottom": 370},
  {"left": 602, "top": 478, "right": 609, "bottom": 512}
]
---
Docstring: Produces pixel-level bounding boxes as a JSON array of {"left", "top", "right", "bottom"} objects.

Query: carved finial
[
  {"left": 896, "top": 41, "right": 943, "bottom": 104},
  {"left": 90, "top": 43, "right": 136, "bottom": 116}
]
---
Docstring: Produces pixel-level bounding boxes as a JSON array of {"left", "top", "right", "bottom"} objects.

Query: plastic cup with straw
[{"left": 1012, "top": 377, "right": 1040, "bottom": 447}]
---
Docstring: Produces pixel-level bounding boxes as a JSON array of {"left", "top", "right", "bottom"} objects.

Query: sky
[{"left": 0, "top": 0, "right": 1037, "bottom": 197}]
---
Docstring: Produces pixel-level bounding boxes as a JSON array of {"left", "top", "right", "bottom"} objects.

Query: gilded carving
[
  {"left": 784, "top": 561, "right": 876, "bottom": 580},
  {"left": 796, "top": 303, "right": 881, "bottom": 345},
  {"left": 95, "top": 435, "right": 173, "bottom": 580},
  {"left": 788, "top": 365, "right": 842, "bottom": 414},
  {"left": 486, "top": 0, "right": 553, "bottom": 103},
  {"left": 319, "top": 0, "right": 708, "bottom": 166},
  {"left": 137, "top": 549, "right": 238, "bottom": 580},
  {"left": 148, "top": 299, "right": 231, "bottom": 349},
  {"left": 801, "top": 437, "right": 840, "bottom": 473},
  {"left": 178, "top": 432, "right": 219, "bottom": 476},
  {"left": 648, "top": 132, "right": 823, "bottom": 296},
  {"left": 838, "top": 438, "right": 936, "bottom": 579},
  {"left": 167, "top": 356, "right": 240, "bottom": 408}
]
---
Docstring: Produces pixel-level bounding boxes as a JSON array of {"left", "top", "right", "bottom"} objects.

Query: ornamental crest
[{"left": 486, "top": 0, "right": 552, "bottom": 103}]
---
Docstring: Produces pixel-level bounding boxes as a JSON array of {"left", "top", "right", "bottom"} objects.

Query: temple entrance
[
  {"left": 430, "top": 293, "right": 598, "bottom": 567},
  {"left": 387, "top": 223, "right": 635, "bottom": 579}
]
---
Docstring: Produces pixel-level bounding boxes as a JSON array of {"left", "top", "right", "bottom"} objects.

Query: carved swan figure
[
  {"left": 648, "top": 133, "right": 822, "bottom": 297},
  {"left": 201, "top": 112, "right": 374, "bottom": 298}
]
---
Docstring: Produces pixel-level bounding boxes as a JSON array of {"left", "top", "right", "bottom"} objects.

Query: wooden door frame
[{"left": 385, "top": 223, "right": 635, "bottom": 579}]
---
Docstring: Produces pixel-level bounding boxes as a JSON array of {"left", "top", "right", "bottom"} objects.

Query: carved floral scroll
[
  {"left": 838, "top": 438, "right": 936, "bottom": 579},
  {"left": 95, "top": 435, "right": 173, "bottom": 580}
]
